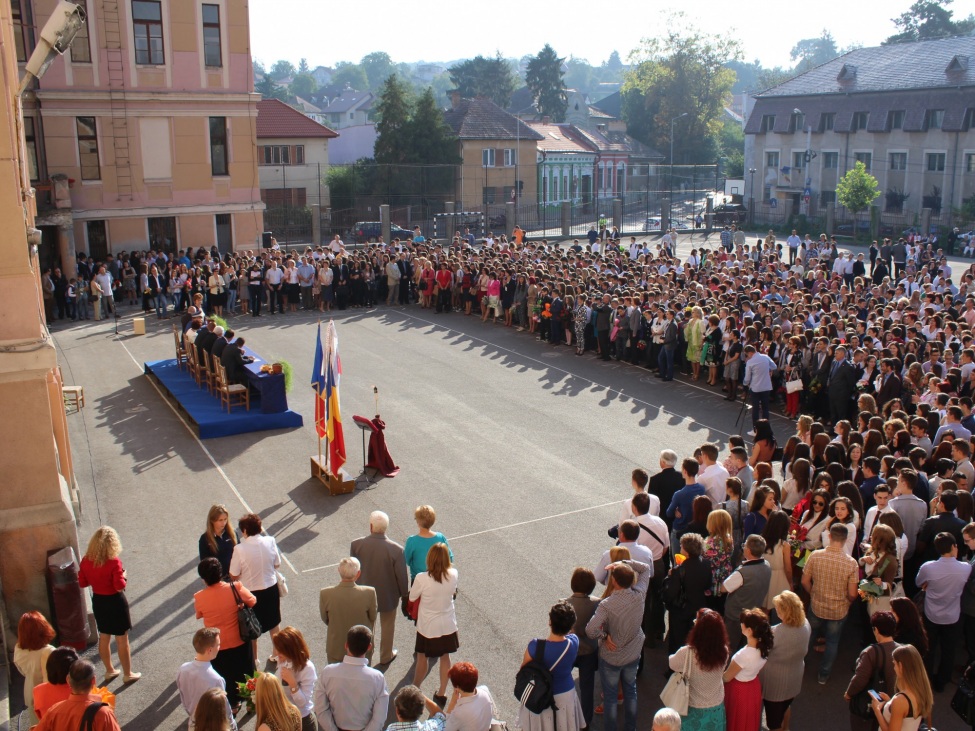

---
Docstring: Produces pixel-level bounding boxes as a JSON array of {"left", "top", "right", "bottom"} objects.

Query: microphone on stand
[{"left": 373, "top": 385, "right": 379, "bottom": 418}]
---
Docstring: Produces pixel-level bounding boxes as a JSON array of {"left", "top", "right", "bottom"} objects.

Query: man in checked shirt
[{"left": 585, "top": 560, "right": 651, "bottom": 731}]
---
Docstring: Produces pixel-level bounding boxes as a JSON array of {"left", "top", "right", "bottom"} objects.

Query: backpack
[
  {"left": 514, "top": 638, "right": 570, "bottom": 714},
  {"left": 80, "top": 702, "right": 107, "bottom": 731}
]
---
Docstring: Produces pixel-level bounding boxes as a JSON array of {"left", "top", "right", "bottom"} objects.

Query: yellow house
[
  {"left": 442, "top": 96, "right": 541, "bottom": 212},
  {"left": 18, "top": 0, "right": 265, "bottom": 270}
]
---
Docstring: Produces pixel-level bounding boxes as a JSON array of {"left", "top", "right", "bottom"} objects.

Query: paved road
[{"left": 43, "top": 295, "right": 967, "bottom": 731}]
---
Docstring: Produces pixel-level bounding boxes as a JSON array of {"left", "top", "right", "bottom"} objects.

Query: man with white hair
[
  {"left": 319, "top": 557, "right": 378, "bottom": 664},
  {"left": 350, "top": 511, "right": 409, "bottom": 667},
  {"left": 648, "top": 450, "right": 684, "bottom": 534},
  {"left": 652, "top": 708, "right": 681, "bottom": 731}
]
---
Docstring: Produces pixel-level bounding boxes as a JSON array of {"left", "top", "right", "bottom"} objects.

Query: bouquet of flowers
[
  {"left": 858, "top": 577, "right": 883, "bottom": 603},
  {"left": 807, "top": 377, "right": 824, "bottom": 395},
  {"left": 787, "top": 524, "right": 808, "bottom": 555},
  {"left": 236, "top": 671, "right": 259, "bottom": 713}
]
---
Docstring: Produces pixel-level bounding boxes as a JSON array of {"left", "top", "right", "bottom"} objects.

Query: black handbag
[
  {"left": 230, "top": 581, "right": 262, "bottom": 641},
  {"left": 952, "top": 674, "right": 975, "bottom": 724}
]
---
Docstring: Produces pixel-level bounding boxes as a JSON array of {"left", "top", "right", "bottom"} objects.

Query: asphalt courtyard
[{"left": 46, "top": 240, "right": 970, "bottom": 731}]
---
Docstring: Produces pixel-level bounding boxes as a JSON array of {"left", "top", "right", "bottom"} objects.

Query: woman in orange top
[
  {"left": 194, "top": 557, "right": 256, "bottom": 712},
  {"left": 78, "top": 526, "right": 141, "bottom": 684},
  {"left": 33, "top": 647, "right": 78, "bottom": 719}
]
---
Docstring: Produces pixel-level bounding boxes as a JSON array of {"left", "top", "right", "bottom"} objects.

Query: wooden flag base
[{"left": 310, "top": 456, "right": 355, "bottom": 495}]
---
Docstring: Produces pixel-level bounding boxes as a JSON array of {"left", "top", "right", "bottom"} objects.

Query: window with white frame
[
  {"left": 854, "top": 152, "right": 872, "bottom": 170},
  {"left": 792, "top": 152, "right": 805, "bottom": 170},
  {"left": 925, "top": 110, "right": 945, "bottom": 130},
  {"left": 967, "top": 153, "right": 975, "bottom": 173},
  {"left": 503, "top": 148, "right": 516, "bottom": 167},
  {"left": 889, "top": 152, "right": 907, "bottom": 171},
  {"left": 765, "top": 151, "right": 779, "bottom": 168},
  {"left": 481, "top": 148, "right": 495, "bottom": 167},
  {"left": 822, "top": 152, "right": 839, "bottom": 169},
  {"left": 927, "top": 152, "right": 946, "bottom": 172}
]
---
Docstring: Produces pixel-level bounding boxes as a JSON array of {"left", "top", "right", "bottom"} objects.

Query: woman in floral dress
[
  {"left": 703, "top": 509, "right": 736, "bottom": 613},
  {"left": 573, "top": 295, "right": 591, "bottom": 356}
]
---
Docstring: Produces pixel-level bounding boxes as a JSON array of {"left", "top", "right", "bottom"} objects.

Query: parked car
[
  {"left": 901, "top": 225, "right": 940, "bottom": 238},
  {"left": 351, "top": 221, "right": 415, "bottom": 244},
  {"left": 835, "top": 220, "right": 872, "bottom": 235},
  {"left": 712, "top": 203, "right": 748, "bottom": 224},
  {"left": 644, "top": 217, "right": 662, "bottom": 231}
]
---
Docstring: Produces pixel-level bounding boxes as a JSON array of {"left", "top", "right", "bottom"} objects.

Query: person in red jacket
[
  {"left": 434, "top": 262, "right": 453, "bottom": 314},
  {"left": 78, "top": 526, "right": 142, "bottom": 684}
]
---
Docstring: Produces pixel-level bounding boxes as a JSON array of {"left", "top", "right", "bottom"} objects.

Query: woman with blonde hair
[
  {"left": 404, "top": 505, "right": 454, "bottom": 584},
  {"left": 78, "top": 526, "right": 141, "bottom": 684},
  {"left": 703, "top": 510, "right": 735, "bottom": 609},
  {"left": 272, "top": 627, "right": 317, "bottom": 731},
  {"left": 13, "top": 611, "right": 55, "bottom": 722},
  {"left": 861, "top": 524, "right": 899, "bottom": 615},
  {"left": 796, "top": 415, "right": 813, "bottom": 445},
  {"left": 760, "top": 592, "right": 810, "bottom": 731},
  {"left": 194, "top": 687, "right": 233, "bottom": 731},
  {"left": 255, "top": 672, "right": 301, "bottom": 731},
  {"left": 870, "top": 645, "right": 932, "bottom": 731},
  {"left": 199, "top": 504, "right": 237, "bottom": 578},
  {"left": 409, "top": 542, "right": 460, "bottom": 706},
  {"left": 685, "top": 306, "right": 705, "bottom": 381}
]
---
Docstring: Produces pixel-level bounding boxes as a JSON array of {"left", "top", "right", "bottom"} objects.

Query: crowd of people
[{"left": 21, "top": 224, "right": 975, "bottom": 730}]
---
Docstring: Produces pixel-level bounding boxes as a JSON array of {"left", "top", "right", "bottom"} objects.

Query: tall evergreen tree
[
  {"left": 525, "top": 44, "right": 568, "bottom": 122},
  {"left": 257, "top": 73, "right": 286, "bottom": 101},
  {"left": 884, "top": 0, "right": 974, "bottom": 43},
  {"left": 448, "top": 53, "right": 516, "bottom": 108},
  {"left": 373, "top": 74, "right": 414, "bottom": 165},
  {"left": 408, "top": 88, "right": 460, "bottom": 194}
]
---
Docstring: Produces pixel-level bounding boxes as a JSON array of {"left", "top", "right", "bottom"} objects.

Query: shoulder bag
[
  {"left": 849, "top": 644, "right": 887, "bottom": 719},
  {"left": 230, "top": 580, "right": 262, "bottom": 641},
  {"left": 952, "top": 664, "right": 975, "bottom": 724},
  {"left": 659, "top": 645, "right": 691, "bottom": 715}
]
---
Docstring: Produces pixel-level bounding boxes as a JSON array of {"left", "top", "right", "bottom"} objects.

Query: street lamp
[
  {"left": 748, "top": 168, "right": 757, "bottom": 226},
  {"left": 669, "top": 112, "right": 688, "bottom": 229},
  {"left": 793, "top": 107, "right": 816, "bottom": 216}
]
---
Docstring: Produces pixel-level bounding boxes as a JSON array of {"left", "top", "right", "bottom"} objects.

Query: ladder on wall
[{"left": 100, "top": 0, "right": 132, "bottom": 201}]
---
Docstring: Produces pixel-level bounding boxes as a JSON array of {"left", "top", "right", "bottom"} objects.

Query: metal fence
[{"left": 261, "top": 163, "right": 725, "bottom": 245}]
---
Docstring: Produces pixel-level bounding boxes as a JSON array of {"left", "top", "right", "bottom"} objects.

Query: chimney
[{"left": 449, "top": 89, "right": 461, "bottom": 109}]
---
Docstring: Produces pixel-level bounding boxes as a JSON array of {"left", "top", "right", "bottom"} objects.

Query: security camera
[{"left": 19, "top": 0, "right": 86, "bottom": 93}]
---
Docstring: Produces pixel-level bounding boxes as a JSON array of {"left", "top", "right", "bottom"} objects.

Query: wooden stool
[{"left": 62, "top": 385, "right": 85, "bottom": 412}]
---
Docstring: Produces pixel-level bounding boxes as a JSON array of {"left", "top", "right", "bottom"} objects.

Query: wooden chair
[
  {"left": 216, "top": 363, "right": 249, "bottom": 413},
  {"left": 185, "top": 342, "right": 203, "bottom": 387},
  {"left": 173, "top": 324, "right": 187, "bottom": 370},
  {"left": 62, "top": 384, "right": 85, "bottom": 412},
  {"left": 201, "top": 349, "right": 219, "bottom": 394}
]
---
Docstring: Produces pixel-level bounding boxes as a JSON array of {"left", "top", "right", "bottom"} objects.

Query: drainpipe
[{"left": 947, "top": 130, "right": 960, "bottom": 228}]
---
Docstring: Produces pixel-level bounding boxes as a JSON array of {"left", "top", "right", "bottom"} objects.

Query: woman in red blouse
[{"left": 78, "top": 526, "right": 141, "bottom": 684}]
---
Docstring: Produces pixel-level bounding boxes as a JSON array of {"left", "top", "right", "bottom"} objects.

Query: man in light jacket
[{"left": 742, "top": 345, "right": 776, "bottom": 436}]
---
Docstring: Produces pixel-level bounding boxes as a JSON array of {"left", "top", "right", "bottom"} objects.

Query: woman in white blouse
[
  {"left": 229, "top": 513, "right": 283, "bottom": 665},
  {"left": 272, "top": 627, "right": 317, "bottom": 731},
  {"left": 409, "top": 543, "right": 459, "bottom": 707},
  {"left": 723, "top": 608, "right": 773, "bottom": 731},
  {"left": 444, "top": 662, "right": 497, "bottom": 731}
]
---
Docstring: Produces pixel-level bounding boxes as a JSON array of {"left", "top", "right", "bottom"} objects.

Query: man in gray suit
[
  {"left": 320, "top": 558, "right": 378, "bottom": 664},
  {"left": 350, "top": 511, "right": 409, "bottom": 666}
]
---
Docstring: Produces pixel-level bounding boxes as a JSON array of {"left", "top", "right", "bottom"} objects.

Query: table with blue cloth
[{"left": 242, "top": 348, "right": 288, "bottom": 414}]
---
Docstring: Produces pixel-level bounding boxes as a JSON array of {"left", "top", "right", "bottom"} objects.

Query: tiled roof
[
  {"left": 256, "top": 99, "right": 338, "bottom": 139},
  {"left": 758, "top": 36, "right": 975, "bottom": 97},
  {"left": 525, "top": 122, "right": 595, "bottom": 153},
  {"left": 325, "top": 91, "right": 373, "bottom": 114},
  {"left": 591, "top": 91, "right": 621, "bottom": 118},
  {"left": 570, "top": 126, "right": 664, "bottom": 159},
  {"left": 588, "top": 105, "right": 614, "bottom": 120},
  {"left": 443, "top": 98, "right": 544, "bottom": 141}
]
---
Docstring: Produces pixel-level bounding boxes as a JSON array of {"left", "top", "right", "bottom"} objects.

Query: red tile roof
[{"left": 256, "top": 99, "right": 338, "bottom": 139}]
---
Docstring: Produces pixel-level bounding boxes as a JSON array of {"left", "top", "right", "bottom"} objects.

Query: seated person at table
[
  {"left": 220, "top": 336, "right": 250, "bottom": 386},
  {"left": 211, "top": 329, "right": 233, "bottom": 360}
]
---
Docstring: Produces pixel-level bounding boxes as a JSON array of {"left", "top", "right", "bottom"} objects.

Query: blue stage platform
[{"left": 144, "top": 359, "right": 304, "bottom": 439}]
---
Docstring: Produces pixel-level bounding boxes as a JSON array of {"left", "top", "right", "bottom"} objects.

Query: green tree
[
  {"left": 564, "top": 57, "right": 595, "bottom": 95},
  {"left": 332, "top": 61, "right": 368, "bottom": 91},
  {"left": 448, "top": 53, "right": 516, "bottom": 108},
  {"left": 407, "top": 88, "right": 460, "bottom": 194},
  {"left": 525, "top": 44, "right": 568, "bottom": 122},
  {"left": 373, "top": 74, "right": 415, "bottom": 165},
  {"left": 885, "top": 0, "right": 975, "bottom": 43},
  {"left": 257, "top": 73, "right": 287, "bottom": 101},
  {"left": 270, "top": 60, "right": 296, "bottom": 80},
  {"left": 290, "top": 74, "right": 317, "bottom": 98},
  {"left": 836, "top": 161, "right": 881, "bottom": 240},
  {"left": 361, "top": 52, "right": 396, "bottom": 90},
  {"left": 718, "top": 117, "right": 745, "bottom": 177},
  {"left": 297, "top": 58, "right": 310, "bottom": 74},
  {"left": 757, "top": 66, "right": 795, "bottom": 91},
  {"left": 790, "top": 30, "right": 840, "bottom": 71},
  {"left": 253, "top": 59, "right": 266, "bottom": 76},
  {"left": 622, "top": 14, "right": 742, "bottom": 164},
  {"left": 605, "top": 51, "right": 623, "bottom": 72}
]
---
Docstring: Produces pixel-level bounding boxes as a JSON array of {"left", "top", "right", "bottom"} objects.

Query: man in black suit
[
  {"left": 221, "top": 336, "right": 248, "bottom": 386},
  {"left": 195, "top": 321, "right": 218, "bottom": 361},
  {"left": 211, "top": 329, "right": 232, "bottom": 360},
  {"left": 396, "top": 253, "right": 413, "bottom": 305},
  {"left": 649, "top": 449, "right": 684, "bottom": 532},
  {"left": 827, "top": 345, "right": 858, "bottom": 425},
  {"left": 875, "top": 357, "right": 903, "bottom": 410}
]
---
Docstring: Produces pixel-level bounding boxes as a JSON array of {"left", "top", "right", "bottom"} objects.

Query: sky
[{"left": 247, "top": 0, "right": 927, "bottom": 72}]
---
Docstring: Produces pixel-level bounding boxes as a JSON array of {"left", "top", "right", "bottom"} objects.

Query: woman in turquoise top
[{"left": 404, "top": 505, "right": 454, "bottom": 582}]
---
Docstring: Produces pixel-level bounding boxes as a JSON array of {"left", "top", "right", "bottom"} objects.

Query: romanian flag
[
  {"left": 311, "top": 323, "right": 326, "bottom": 438},
  {"left": 324, "top": 321, "right": 346, "bottom": 474}
]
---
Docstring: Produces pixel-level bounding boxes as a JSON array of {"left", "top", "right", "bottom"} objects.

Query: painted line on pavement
[
  {"left": 116, "top": 336, "right": 299, "bottom": 576},
  {"left": 300, "top": 499, "right": 621, "bottom": 574}
]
